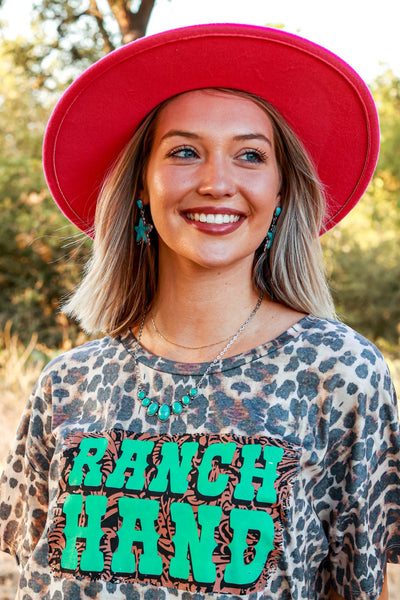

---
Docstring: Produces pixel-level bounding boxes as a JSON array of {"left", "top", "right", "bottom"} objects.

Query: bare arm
[{"left": 329, "top": 573, "right": 388, "bottom": 600}]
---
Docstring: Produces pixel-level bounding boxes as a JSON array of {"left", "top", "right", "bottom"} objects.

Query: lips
[{"left": 182, "top": 207, "right": 244, "bottom": 235}]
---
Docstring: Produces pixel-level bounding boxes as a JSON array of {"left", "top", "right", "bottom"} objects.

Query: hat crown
[{"left": 43, "top": 23, "right": 379, "bottom": 236}]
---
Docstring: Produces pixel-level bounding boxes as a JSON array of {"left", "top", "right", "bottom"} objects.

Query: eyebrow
[
  {"left": 233, "top": 133, "right": 272, "bottom": 146},
  {"left": 160, "top": 130, "right": 272, "bottom": 146},
  {"left": 160, "top": 130, "right": 200, "bottom": 142}
]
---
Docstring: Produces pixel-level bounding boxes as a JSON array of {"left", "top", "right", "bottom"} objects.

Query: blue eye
[
  {"left": 169, "top": 146, "right": 198, "bottom": 159},
  {"left": 240, "top": 149, "right": 267, "bottom": 163}
]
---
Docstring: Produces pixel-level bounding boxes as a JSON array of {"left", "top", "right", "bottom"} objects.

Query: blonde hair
[{"left": 63, "top": 88, "right": 335, "bottom": 335}]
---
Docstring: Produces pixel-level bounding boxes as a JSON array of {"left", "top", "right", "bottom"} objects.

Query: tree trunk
[{"left": 108, "top": 0, "right": 157, "bottom": 44}]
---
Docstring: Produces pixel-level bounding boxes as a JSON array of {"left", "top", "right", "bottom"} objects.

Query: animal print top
[{"left": 0, "top": 316, "right": 399, "bottom": 600}]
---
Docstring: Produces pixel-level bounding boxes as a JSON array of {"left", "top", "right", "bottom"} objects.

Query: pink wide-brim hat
[{"left": 43, "top": 23, "right": 379, "bottom": 237}]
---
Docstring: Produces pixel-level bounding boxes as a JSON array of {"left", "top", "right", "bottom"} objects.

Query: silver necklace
[{"left": 133, "top": 292, "right": 263, "bottom": 421}]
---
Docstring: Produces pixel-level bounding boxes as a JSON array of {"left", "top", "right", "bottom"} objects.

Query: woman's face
[{"left": 143, "top": 89, "right": 281, "bottom": 273}]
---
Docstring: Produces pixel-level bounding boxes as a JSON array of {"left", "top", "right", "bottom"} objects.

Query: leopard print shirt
[{"left": 0, "top": 316, "right": 399, "bottom": 600}]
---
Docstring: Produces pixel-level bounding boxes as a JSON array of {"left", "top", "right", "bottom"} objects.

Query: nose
[{"left": 196, "top": 154, "right": 236, "bottom": 198}]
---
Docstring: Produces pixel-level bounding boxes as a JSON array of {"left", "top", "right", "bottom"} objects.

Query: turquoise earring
[
  {"left": 135, "top": 199, "right": 153, "bottom": 244},
  {"left": 264, "top": 206, "right": 281, "bottom": 252}
]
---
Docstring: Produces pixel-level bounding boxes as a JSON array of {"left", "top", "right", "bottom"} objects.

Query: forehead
[{"left": 153, "top": 89, "right": 274, "bottom": 138}]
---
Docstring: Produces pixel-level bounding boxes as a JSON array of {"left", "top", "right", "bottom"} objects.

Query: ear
[
  {"left": 275, "top": 193, "right": 281, "bottom": 210},
  {"left": 139, "top": 187, "right": 150, "bottom": 206}
]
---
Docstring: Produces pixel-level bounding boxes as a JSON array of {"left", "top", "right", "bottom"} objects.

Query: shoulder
[
  {"left": 298, "top": 316, "right": 385, "bottom": 360},
  {"left": 296, "top": 316, "right": 393, "bottom": 393},
  {"left": 38, "top": 335, "right": 125, "bottom": 383}
]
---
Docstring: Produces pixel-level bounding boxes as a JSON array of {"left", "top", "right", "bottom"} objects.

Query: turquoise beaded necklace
[{"left": 133, "top": 292, "right": 263, "bottom": 421}]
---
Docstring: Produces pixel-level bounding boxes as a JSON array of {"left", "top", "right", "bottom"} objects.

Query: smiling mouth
[{"left": 185, "top": 212, "right": 241, "bottom": 224}]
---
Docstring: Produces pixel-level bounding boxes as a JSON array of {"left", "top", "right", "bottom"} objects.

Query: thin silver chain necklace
[{"left": 133, "top": 292, "right": 263, "bottom": 421}]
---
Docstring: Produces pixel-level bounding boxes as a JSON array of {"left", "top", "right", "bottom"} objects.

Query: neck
[{"left": 150, "top": 257, "right": 260, "bottom": 349}]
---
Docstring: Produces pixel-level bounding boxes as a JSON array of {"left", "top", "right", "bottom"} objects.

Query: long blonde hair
[{"left": 63, "top": 88, "right": 335, "bottom": 335}]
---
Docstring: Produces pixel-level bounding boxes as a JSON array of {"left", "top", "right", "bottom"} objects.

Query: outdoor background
[{"left": 0, "top": 0, "right": 399, "bottom": 598}]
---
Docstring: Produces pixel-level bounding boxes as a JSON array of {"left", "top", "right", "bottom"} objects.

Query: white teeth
[{"left": 186, "top": 212, "right": 240, "bottom": 224}]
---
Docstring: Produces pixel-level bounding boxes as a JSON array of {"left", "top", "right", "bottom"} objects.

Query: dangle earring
[
  {"left": 263, "top": 206, "right": 282, "bottom": 252},
  {"left": 135, "top": 199, "right": 153, "bottom": 245}
]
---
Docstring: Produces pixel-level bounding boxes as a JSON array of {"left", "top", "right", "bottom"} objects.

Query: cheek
[
  {"left": 145, "top": 167, "right": 161, "bottom": 200},
  {"left": 248, "top": 179, "right": 280, "bottom": 210},
  {"left": 146, "top": 164, "right": 176, "bottom": 201}
]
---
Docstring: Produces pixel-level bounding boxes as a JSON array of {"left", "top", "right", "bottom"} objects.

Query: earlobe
[{"left": 139, "top": 188, "right": 149, "bottom": 206}]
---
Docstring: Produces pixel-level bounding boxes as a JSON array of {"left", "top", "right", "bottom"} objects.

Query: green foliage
[
  {"left": 0, "top": 1, "right": 158, "bottom": 348},
  {"left": 0, "top": 193, "right": 91, "bottom": 347},
  {"left": 27, "top": 0, "right": 158, "bottom": 84},
  {"left": 372, "top": 70, "right": 400, "bottom": 182},
  {"left": 0, "top": 38, "right": 91, "bottom": 347},
  {"left": 31, "top": 0, "right": 113, "bottom": 76},
  {"left": 322, "top": 71, "right": 400, "bottom": 346}
]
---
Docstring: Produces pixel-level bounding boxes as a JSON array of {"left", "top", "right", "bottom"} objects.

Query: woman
[{"left": 0, "top": 24, "right": 398, "bottom": 600}]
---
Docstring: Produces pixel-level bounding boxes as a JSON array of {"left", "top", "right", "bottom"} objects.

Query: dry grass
[
  {"left": 0, "top": 326, "right": 399, "bottom": 599},
  {"left": 0, "top": 321, "right": 54, "bottom": 471}
]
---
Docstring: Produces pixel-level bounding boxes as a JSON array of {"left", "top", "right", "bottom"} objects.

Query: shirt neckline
[{"left": 118, "top": 315, "right": 318, "bottom": 376}]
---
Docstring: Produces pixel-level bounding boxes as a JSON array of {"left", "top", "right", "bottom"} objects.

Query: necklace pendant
[
  {"left": 134, "top": 290, "right": 262, "bottom": 422},
  {"left": 138, "top": 390, "right": 151, "bottom": 408},
  {"left": 158, "top": 404, "right": 171, "bottom": 421},
  {"left": 172, "top": 401, "right": 183, "bottom": 414},
  {"left": 182, "top": 387, "right": 198, "bottom": 405},
  {"left": 138, "top": 388, "right": 175, "bottom": 421},
  {"left": 137, "top": 385, "right": 199, "bottom": 421},
  {"left": 147, "top": 402, "right": 159, "bottom": 416}
]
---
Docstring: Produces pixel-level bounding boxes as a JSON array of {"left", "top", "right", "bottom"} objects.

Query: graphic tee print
[
  {"left": 1, "top": 317, "right": 399, "bottom": 600},
  {"left": 48, "top": 430, "right": 301, "bottom": 594}
]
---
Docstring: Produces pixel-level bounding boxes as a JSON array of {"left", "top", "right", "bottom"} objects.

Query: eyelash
[
  {"left": 239, "top": 148, "right": 268, "bottom": 163},
  {"left": 166, "top": 145, "right": 268, "bottom": 163},
  {"left": 167, "top": 145, "right": 198, "bottom": 159}
]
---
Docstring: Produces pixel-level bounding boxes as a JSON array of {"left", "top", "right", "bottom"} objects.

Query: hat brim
[{"left": 43, "top": 23, "right": 379, "bottom": 236}]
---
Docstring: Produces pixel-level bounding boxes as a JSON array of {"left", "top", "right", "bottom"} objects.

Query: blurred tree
[
  {"left": 29, "top": 0, "right": 158, "bottom": 81},
  {"left": 0, "top": 37, "right": 91, "bottom": 347},
  {"left": 372, "top": 69, "right": 400, "bottom": 183},
  {"left": 0, "top": 1, "right": 160, "bottom": 347},
  {"left": 322, "top": 70, "right": 400, "bottom": 349}
]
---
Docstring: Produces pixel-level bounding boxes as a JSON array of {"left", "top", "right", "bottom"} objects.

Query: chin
[{"left": 188, "top": 252, "right": 255, "bottom": 272}]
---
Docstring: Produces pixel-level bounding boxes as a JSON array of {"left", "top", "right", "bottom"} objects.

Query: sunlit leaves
[{"left": 322, "top": 72, "right": 400, "bottom": 349}]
